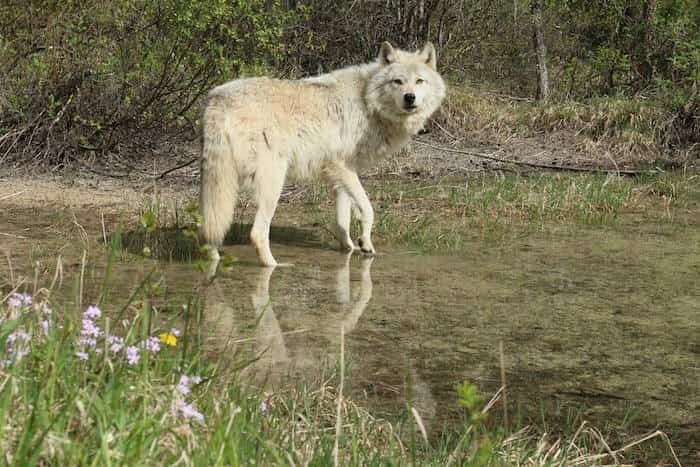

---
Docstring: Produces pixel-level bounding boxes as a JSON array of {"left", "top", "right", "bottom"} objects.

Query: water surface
[
  {"left": 199, "top": 221, "right": 699, "bottom": 457},
  {"left": 2, "top": 211, "right": 698, "bottom": 459}
]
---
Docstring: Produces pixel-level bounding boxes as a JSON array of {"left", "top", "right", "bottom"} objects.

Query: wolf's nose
[{"left": 404, "top": 93, "right": 416, "bottom": 106}]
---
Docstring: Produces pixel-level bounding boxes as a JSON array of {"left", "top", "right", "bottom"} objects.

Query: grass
[
  {"left": 1, "top": 269, "right": 416, "bottom": 465},
  {"left": 107, "top": 171, "right": 697, "bottom": 259},
  {"left": 438, "top": 85, "right": 697, "bottom": 164},
  {"left": 0, "top": 231, "right": 687, "bottom": 465},
  {"left": 317, "top": 171, "right": 695, "bottom": 253}
]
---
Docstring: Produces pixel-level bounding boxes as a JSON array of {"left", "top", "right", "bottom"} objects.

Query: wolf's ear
[
  {"left": 420, "top": 42, "right": 437, "bottom": 70},
  {"left": 379, "top": 42, "right": 397, "bottom": 66}
]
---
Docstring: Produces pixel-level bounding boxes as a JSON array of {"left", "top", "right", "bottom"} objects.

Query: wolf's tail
[{"left": 199, "top": 110, "right": 239, "bottom": 249}]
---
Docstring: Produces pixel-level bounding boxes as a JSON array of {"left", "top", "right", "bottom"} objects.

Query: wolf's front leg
[
  {"left": 352, "top": 182, "right": 376, "bottom": 255},
  {"left": 333, "top": 188, "right": 357, "bottom": 251},
  {"left": 341, "top": 173, "right": 375, "bottom": 254}
]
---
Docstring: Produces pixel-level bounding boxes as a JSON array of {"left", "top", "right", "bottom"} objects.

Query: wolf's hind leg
[
  {"left": 200, "top": 124, "right": 239, "bottom": 277},
  {"left": 250, "top": 159, "right": 287, "bottom": 267}
]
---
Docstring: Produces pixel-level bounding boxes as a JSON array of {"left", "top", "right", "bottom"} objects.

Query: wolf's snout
[{"left": 403, "top": 93, "right": 416, "bottom": 107}]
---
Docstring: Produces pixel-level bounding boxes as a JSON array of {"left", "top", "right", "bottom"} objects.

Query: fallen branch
[
  {"left": 157, "top": 156, "right": 198, "bottom": 179},
  {"left": 414, "top": 139, "right": 656, "bottom": 176}
]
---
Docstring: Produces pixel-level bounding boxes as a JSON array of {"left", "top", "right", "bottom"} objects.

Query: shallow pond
[
  {"left": 1, "top": 207, "right": 699, "bottom": 460},
  {"left": 199, "top": 223, "right": 700, "bottom": 457}
]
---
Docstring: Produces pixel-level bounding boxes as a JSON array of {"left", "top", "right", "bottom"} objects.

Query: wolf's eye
[
  {"left": 416, "top": 78, "right": 425, "bottom": 84},
  {"left": 392, "top": 79, "right": 403, "bottom": 85}
]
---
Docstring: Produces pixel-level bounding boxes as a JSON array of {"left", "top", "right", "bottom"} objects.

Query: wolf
[{"left": 199, "top": 41, "right": 446, "bottom": 269}]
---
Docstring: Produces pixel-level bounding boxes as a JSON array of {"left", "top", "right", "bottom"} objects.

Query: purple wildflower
[
  {"left": 83, "top": 305, "right": 101, "bottom": 320},
  {"left": 7, "top": 330, "right": 30, "bottom": 350},
  {"left": 78, "top": 337, "right": 97, "bottom": 349},
  {"left": 5, "top": 330, "right": 31, "bottom": 364},
  {"left": 7, "top": 330, "right": 31, "bottom": 348},
  {"left": 143, "top": 336, "right": 161, "bottom": 354},
  {"left": 75, "top": 311, "right": 101, "bottom": 357},
  {"left": 176, "top": 375, "right": 192, "bottom": 395},
  {"left": 125, "top": 346, "right": 140, "bottom": 365},
  {"left": 40, "top": 302, "right": 52, "bottom": 316},
  {"left": 107, "top": 335, "right": 124, "bottom": 354},
  {"left": 7, "top": 292, "right": 32, "bottom": 309},
  {"left": 176, "top": 374, "right": 202, "bottom": 395},
  {"left": 81, "top": 318, "right": 101, "bottom": 338},
  {"left": 6, "top": 330, "right": 30, "bottom": 347},
  {"left": 170, "top": 328, "right": 181, "bottom": 337},
  {"left": 174, "top": 400, "right": 204, "bottom": 422},
  {"left": 75, "top": 351, "right": 89, "bottom": 361},
  {"left": 40, "top": 320, "right": 50, "bottom": 336}
]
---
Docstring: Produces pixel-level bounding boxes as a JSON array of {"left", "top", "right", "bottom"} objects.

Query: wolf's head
[{"left": 366, "top": 42, "right": 446, "bottom": 128}]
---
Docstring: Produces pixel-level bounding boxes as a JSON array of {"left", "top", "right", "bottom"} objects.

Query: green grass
[
  {"left": 3, "top": 287, "right": 678, "bottom": 466},
  {"left": 361, "top": 172, "right": 695, "bottom": 253},
  {"left": 103, "top": 171, "right": 698, "bottom": 262}
]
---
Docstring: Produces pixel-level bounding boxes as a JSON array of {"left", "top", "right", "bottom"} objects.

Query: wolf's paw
[
  {"left": 356, "top": 237, "right": 376, "bottom": 255},
  {"left": 259, "top": 257, "right": 278, "bottom": 268},
  {"left": 334, "top": 226, "right": 356, "bottom": 252},
  {"left": 338, "top": 238, "right": 356, "bottom": 252},
  {"left": 206, "top": 248, "right": 221, "bottom": 280}
]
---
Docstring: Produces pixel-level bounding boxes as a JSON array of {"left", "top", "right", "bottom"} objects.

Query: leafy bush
[
  {"left": 1, "top": 0, "right": 697, "bottom": 168},
  {"left": 0, "top": 0, "right": 295, "bottom": 167}
]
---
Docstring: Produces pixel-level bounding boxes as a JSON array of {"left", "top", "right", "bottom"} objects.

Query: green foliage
[
  {"left": 0, "top": 0, "right": 697, "bottom": 166},
  {"left": 0, "top": 278, "right": 491, "bottom": 465},
  {"left": 453, "top": 381, "right": 495, "bottom": 465},
  {"left": 456, "top": 381, "right": 486, "bottom": 425},
  {"left": 547, "top": 0, "right": 699, "bottom": 97},
  {"left": 0, "top": 0, "right": 296, "bottom": 164}
]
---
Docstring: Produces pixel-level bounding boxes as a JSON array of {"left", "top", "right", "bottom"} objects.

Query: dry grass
[
  {"left": 435, "top": 85, "right": 698, "bottom": 167},
  {"left": 500, "top": 424, "right": 681, "bottom": 467}
]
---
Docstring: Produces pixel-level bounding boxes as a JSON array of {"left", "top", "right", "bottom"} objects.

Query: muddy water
[{"left": 1, "top": 213, "right": 699, "bottom": 458}]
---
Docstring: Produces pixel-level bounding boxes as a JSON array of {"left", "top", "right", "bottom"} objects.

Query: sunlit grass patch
[
  {"left": 374, "top": 173, "right": 637, "bottom": 224},
  {"left": 364, "top": 173, "right": 646, "bottom": 252},
  {"left": 288, "top": 172, "right": 697, "bottom": 254}
]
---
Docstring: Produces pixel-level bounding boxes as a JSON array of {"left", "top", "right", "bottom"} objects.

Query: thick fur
[{"left": 200, "top": 42, "right": 446, "bottom": 268}]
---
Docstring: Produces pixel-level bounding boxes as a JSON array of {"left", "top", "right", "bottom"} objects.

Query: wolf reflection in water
[{"left": 203, "top": 254, "right": 436, "bottom": 430}]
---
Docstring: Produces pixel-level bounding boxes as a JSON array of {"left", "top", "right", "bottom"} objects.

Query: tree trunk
[
  {"left": 637, "top": 0, "right": 657, "bottom": 86},
  {"left": 531, "top": 0, "right": 549, "bottom": 101}
]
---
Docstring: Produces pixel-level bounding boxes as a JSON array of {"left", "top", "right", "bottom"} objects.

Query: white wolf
[{"left": 199, "top": 41, "right": 446, "bottom": 269}]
